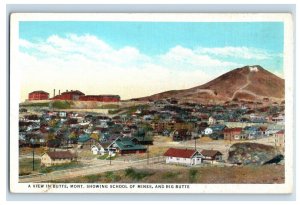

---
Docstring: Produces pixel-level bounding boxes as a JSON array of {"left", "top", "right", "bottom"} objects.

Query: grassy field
[
  {"left": 49, "top": 164, "right": 284, "bottom": 184},
  {"left": 19, "top": 158, "right": 84, "bottom": 175},
  {"left": 20, "top": 102, "right": 49, "bottom": 107},
  {"left": 19, "top": 158, "right": 41, "bottom": 176}
]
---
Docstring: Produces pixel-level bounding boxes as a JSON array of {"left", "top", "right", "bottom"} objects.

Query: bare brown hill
[{"left": 133, "top": 65, "right": 284, "bottom": 104}]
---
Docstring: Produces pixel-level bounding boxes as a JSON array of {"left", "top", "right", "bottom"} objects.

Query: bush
[
  {"left": 85, "top": 174, "right": 101, "bottom": 183},
  {"left": 189, "top": 169, "right": 198, "bottom": 182},
  {"left": 125, "top": 168, "right": 135, "bottom": 176},
  {"left": 52, "top": 101, "right": 71, "bottom": 109},
  {"left": 104, "top": 171, "right": 121, "bottom": 182},
  {"left": 125, "top": 168, "right": 153, "bottom": 181},
  {"left": 163, "top": 171, "right": 178, "bottom": 179}
]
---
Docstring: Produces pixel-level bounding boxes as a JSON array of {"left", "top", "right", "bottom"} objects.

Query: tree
[
  {"left": 90, "top": 133, "right": 100, "bottom": 141},
  {"left": 46, "top": 133, "right": 56, "bottom": 142}
]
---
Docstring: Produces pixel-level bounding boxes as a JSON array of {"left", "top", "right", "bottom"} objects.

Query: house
[
  {"left": 98, "top": 142, "right": 111, "bottom": 155},
  {"left": 132, "top": 136, "right": 153, "bottom": 145},
  {"left": 77, "top": 134, "right": 99, "bottom": 149},
  {"left": 200, "top": 149, "right": 223, "bottom": 163},
  {"left": 209, "top": 132, "right": 223, "bottom": 140},
  {"left": 28, "top": 90, "right": 49, "bottom": 101},
  {"left": 52, "top": 90, "right": 85, "bottom": 101},
  {"left": 208, "top": 116, "right": 216, "bottom": 125},
  {"left": 243, "top": 126, "right": 262, "bottom": 139},
  {"left": 164, "top": 148, "right": 203, "bottom": 166},
  {"left": 41, "top": 151, "right": 76, "bottom": 167},
  {"left": 58, "top": 111, "right": 67, "bottom": 118},
  {"left": 266, "top": 124, "right": 284, "bottom": 136},
  {"left": 107, "top": 137, "right": 147, "bottom": 155},
  {"left": 91, "top": 145, "right": 100, "bottom": 155},
  {"left": 204, "top": 124, "right": 227, "bottom": 135},
  {"left": 204, "top": 127, "right": 213, "bottom": 135},
  {"left": 91, "top": 142, "right": 111, "bottom": 155},
  {"left": 224, "top": 128, "right": 243, "bottom": 141},
  {"left": 79, "top": 95, "right": 120, "bottom": 102},
  {"left": 172, "top": 129, "right": 192, "bottom": 141}
]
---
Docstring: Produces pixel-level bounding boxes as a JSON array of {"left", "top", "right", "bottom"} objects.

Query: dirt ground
[{"left": 51, "top": 164, "right": 284, "bottom": 184}]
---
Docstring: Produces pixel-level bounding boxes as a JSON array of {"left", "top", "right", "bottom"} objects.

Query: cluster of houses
[
  {"left": 19, "top": 110, "right": 154, "bottom": 157},
  {"left": 19, "top": 98, "right": 285, "bottom": 167}
]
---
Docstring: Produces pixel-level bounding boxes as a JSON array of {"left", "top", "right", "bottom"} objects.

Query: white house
[
  {"left": 91, "top": 143, "right": 111, "bottom": 155},
  {"left": 59, "top": 111, "right": 67, "bottom": 118},
  {"left": 164, "top": 148, "right": 203, "bottom": 166},
  {"left": 208, "top": 116, "right": 216, "bottom": 125},
  {"left": 204, "top": 127, "right": 213, "bottom": 135},
  {"left": 91, "top": 145, "right": 100, "bottom": 155}
]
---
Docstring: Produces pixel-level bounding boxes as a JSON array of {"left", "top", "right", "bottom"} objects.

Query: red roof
[
  {"left": 29, "top": 90, "right": 49, "bottom": 95},
  {"left": 276, "top": 130, "right": 285, "bottom": 135},
  {"left": 61, "top": 90, "right": 85, "bottom": 95},
  {"left": 164, "top": 148, "right": 197, "bottom": 158},
  {"left": 224, "top": 128, "right": 243, "bottom": 133}
]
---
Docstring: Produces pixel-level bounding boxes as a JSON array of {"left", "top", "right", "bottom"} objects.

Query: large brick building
[
  {"left": 29, "top": 89, "right": 121, "bottom": 102},
  {"left": 51, "top": 90, "right": 85, "bottom": 101},
  {"left": 79, "top": 95, "right": 120, "bottom": 102},
  {"left": 28, "top": 91, "right": 49, "bottom": 101}
]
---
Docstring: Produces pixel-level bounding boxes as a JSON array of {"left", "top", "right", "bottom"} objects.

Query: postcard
[{"left": 10, "top": 13, "right": 294, "bottom": 193}]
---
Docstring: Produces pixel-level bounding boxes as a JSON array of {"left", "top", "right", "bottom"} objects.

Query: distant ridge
[{"left": 132, "top": 65, "right": 284, "bottom": 104}]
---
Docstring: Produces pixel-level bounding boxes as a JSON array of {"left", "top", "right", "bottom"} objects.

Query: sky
[{"left": 18, "top": 21, "right": 284, "bottom": 101}]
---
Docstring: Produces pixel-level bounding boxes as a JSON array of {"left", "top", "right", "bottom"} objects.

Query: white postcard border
[{"left": 10, "top": 13, "right": 294, "bottom": 194}]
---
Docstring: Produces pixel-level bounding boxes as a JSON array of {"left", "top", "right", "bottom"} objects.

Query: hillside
[{"left": 134, "top": 65, "right": 284, "bottom": 104}]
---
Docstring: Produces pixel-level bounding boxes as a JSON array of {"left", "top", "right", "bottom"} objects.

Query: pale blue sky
[{"left": 18, "top": 21, "right": 284, "bottom": 100}]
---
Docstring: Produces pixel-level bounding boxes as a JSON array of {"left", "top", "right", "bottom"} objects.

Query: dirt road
[{"left": 19, "top": 157, "right": 163, "bottom": 183}]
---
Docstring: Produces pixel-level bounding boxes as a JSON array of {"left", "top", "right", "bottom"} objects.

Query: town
[{"left": 19, "top": 89, "right": 285, "bottom": 183}]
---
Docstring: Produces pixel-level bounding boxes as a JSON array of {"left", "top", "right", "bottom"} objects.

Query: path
[
  {"left": 230, "top": 72, "right": 253, "bottom": 100},
  {"left": 19, "top": 157, "right": 164, "bottom": 183}
]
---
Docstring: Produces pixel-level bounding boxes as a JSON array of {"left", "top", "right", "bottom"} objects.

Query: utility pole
[
  {"left": 109, "top": 150, "right": 112, "bottom": 165},
  {"left": 194, "top": 136, "right": 199, "bottom": 151},
  {"left": 33, "top": 145, "right": 35, "bottom": 171},
  {"left": 147, "top": 144, "right": 149, "bottom": 165},
  {"left": 30, "top": 138, "right": 35, "bottom": 171}
]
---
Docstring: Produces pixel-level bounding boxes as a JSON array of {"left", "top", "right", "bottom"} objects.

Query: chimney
[
  {"left": 53, "top": 89, "right": 56, "bottom": 97},
  {"left": 59, "top": 90, "right": 61, "bottom": 95}
]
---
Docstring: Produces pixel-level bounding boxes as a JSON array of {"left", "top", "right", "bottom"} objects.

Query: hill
[{"left": 133, "top": 65, "right": 284, "bottom": 104}]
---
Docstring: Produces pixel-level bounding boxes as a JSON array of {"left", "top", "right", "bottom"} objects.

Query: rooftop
[
  {"left": 45, "top": 151, "right": 76, "bottom": 160},
  {"left": 164, "top": 148, "right": 197, "bottom": 158}
]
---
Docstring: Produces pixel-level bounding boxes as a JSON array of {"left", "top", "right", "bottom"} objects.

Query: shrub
[
  {"left": 52, "top": 101, "right": 71, "bottom": 109},
  {"left": 163, "top": 171, "right": 178, "bottom": 179},
  {"left": 189, "top": 169, "right": 198, "bottom": 182},
  {"left": 85, "top": 174, "right": 101, "bottom": 183},
  {"left": 125, "top": 168, "right": 153, "bottom": 181},
  {"left": 104, "top": 171, "right": 121, "bottom": 182}
]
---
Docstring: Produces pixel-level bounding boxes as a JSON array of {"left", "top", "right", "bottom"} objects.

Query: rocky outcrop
[{"left": 228, "top": 142, "right": 283, "bottom": 165}]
